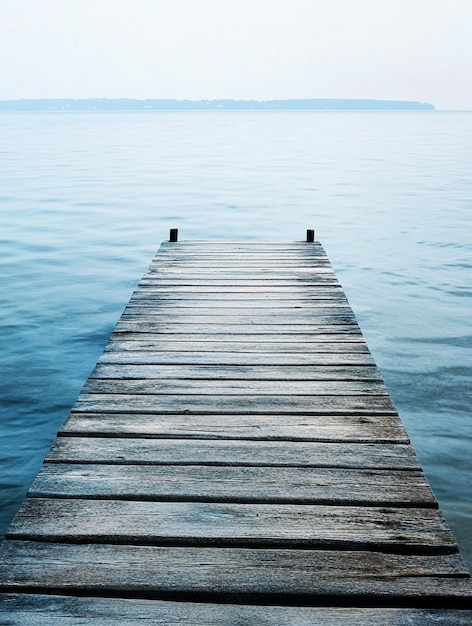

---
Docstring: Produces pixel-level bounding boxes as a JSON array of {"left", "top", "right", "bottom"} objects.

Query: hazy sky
[{"left": 1, "top": 0, "right": 471, "bottom": 109}]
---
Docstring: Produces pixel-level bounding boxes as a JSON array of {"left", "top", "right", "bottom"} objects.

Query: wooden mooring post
[{"left": 0, "top": 231, "right": 471, "bottom": 624}]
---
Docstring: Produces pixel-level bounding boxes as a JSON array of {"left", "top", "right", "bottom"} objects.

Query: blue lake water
[{"left": 1, "top": 110, "right": 471, "bottom": 567}]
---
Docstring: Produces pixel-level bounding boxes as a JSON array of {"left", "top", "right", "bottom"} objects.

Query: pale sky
[{"left": 1, "top": 0, "right": 471, "bottom": 109}]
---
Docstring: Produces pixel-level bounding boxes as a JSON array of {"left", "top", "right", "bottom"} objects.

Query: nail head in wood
[
  {"left": 169, "top": 228, "right": 178, "bottom": 242},
  {"left": 306, "top": 229, "right": 315, "bottom": 243}
]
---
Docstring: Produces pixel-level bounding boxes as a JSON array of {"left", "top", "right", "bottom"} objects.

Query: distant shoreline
[{"left": 0, "top": 98, "right": 435, "bottom": 111}]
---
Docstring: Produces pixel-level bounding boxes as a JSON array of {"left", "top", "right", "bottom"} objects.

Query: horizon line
[{"left": 0, "top": 97, "right": 437, "bottom": 111}]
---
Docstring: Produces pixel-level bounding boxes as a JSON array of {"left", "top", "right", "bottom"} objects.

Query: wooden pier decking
[{"left": 0, "top": 234, "right": 471, "bottom": 624}]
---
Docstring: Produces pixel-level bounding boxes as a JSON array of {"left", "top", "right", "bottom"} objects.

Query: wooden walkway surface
[{"left": 0, "top": 237, "right": 471, "bottom": 624}]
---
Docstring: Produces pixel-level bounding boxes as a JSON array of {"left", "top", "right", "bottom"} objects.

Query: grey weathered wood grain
[
  {"left": 46, "top": 437, "right": 420, "bottom": 469},
  {"left": 26, "top": 464, "right": 436, "bottom": 506},
  {"left": 141, "top": 266, "right": 337, "bottom": 274},
  {"left": 135, "top": 282, "right": 341, "bottom": 292},
  {"left": 103, "top": 340, "right": 368, "bottom": 353},
  {"left": 106, "top": 339, "right": 367, "bottom": 353},
  {"left": 151, "top": 255, "right": 331, "bottom": 262},
  {"left": 129, "top": 290, "right": 348, "bottom": 302},
  {"left": 118, "top": 311, "right": 359, "bottom": 323},
  {"left": 153, "top": 243, "right": 327, "bottom": 254},
  {"left": 98, "top": 351, "right": 377, "bottom": 365},
  {"left": 129, "top": 292, "right": 349, "bottom": 308},
  {"left": 8, "top": 499, "right": 455, "bottom": 552},
  {"left": 110, "top": 330, "right": 362, "bottom": 344},
  {"left": 125, "top": 302, "right": 351, "bottom": 313},
  {"left": 128, "top": 295, "right": 351, "bottom": 305},
  {"left": 110, "top": 332, "right": 368, "bottom": 352},
  {"left": 111, "top": 330, "right": 366, "bottom": 344},
  {"left": 1, "top": 542, "right": 471, "bottom": 604},
  {"left": 0, "top": 595, "right": 470, "bottom": 626},
  {"left": 148, "top": 265, "right": 339, "bottom": 271},
  {"left": 129, "top": 294, "right": 350, "bottom": 304},
  {"left": 148, "top": 256, "right": 331, "bottom": 262},
  {"left": 90, "top": 363, "right": 383, "bottom": 381},
  {"left": 151, "top": 249, "right": 330, "bottom": 258},
  {"left": 154, "top": 240, "right": 320, "bottom": 245},
  {"left": 152, "top": 251, "right": 330, "bottom": 261},
  {"left": 72, "top": 393, "right": 396, "bottom": 415},
  {"left": 118, "top": 306, "right": 356, "bottom": 324},
  {"left": 82, "top": 378, "right": 388, "bottom": 396},
  {"left": 111, "top": 330, "right": 365, "bottom": 342},
  {"left": 59, "top": 412, "right": 409, "bottom": 442},
  {"left": 137, "top": 278, "right": 340, "bottom": 287},
  {"left": 146, "top": 269, "right": 337, "bottom": 278}
]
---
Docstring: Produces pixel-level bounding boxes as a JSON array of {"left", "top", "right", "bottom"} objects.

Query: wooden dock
[{"left": 1, "top": 233, "right": 471, "bottom": 624}]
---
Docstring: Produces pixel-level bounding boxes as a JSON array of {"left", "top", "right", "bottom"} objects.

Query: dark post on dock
[{"left": 0, "top": 231, "right": 471, "bottom": 624}]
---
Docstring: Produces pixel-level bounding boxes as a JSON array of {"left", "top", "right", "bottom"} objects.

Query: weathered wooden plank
[
  {"left": 129, "top": 310, "right": 352, "bottom": 322},
  {"left": 130, "top": 294, "right": 349, "bottom": 304},
  {"left": 146, "top": 250, "right": 329, "bottom": 257},
  {"left": 149, "top": 265, "right": 337, "bottom": 272},
  {"left": 168, "top": 247, "right": 326, "bottom": 252},
  {"left": 153, "top": 247, "right": 328, "bottom": 253},
  {"left": 150, "top": 249, "right": 329, "bottom": 258},
  {"left": 128, "top": 296, "right": 350, "bottom": 305},
  {"left": 103, "top": 340, "right": 369, "bottom": 353},
  {"left": 26, "top": 464, "right": 436, "bottom": 506},
  {"left": 155, "top": 240, "right": 325, "bottom": 247},
  {"left": 106, "top": 335, "right": 367, "bottom": 348},
  {"left": 115, "top": 326, "right": 364, "bottom": 342},
  {"left": 136, "top": 280, "right": 339, "bottom": 288},
  {"left": 151, "top": 261, "right": 338, "bottom": 266},
  {"left": 60, "top": 412, "right": 409, "bottom": 442},
  {"left": 152, "top": 251, "right": 330, "bottom": 260},
  {"left": 152, "top": 245, "right": 329, "bottom": 251},
  {"left": 135, "top": 289, "right": 348, "bottom": 297},
  {"left": 153, "top": 242, "right": 327, "bottom": 253},
  {"left": 154, "top": 241, "right": 326, "bottom": 249},
  {"left": 112, "top": 329, "right": 365, "bottom": 341},
  {"left": 98, "top": 351, "right": 377, "bottom": 365},
  {"left": 133, "top": 292, "right": 342, "bottom": 302},
  {"left": 137, "top": 283, "right": 343, "bottom": 292},
  {"left": 149, "top": 253, "right": 330, "bottom": 260},
  {"left": 82, "top": 378, "right": 388, "bottom": 396},
  {"left": 134, "top": 283, "right": 341, "bottom": 292},
  {"left": 137, "top": 277, "right": 340, "bottom": 287},
  {"left": 128, "top": 297, "right": 350, "bottom": 306},
  {"left": 123, "top": 305, "right": 353, "bottom": 315},
  {"left": 152, "top": 257, "right": 335, "bottom": 262},
  {"left": 151, "top": 250, "right": 329, "bottom": 257},
  {"left": 121, "top": 305, "right": 356, "bottom": 316},
  {"left": 149, "top": 261, "right": 336, "bottom": 270},
  {"left": 149, "top": 263, "right": 336, "bottom": 271},
  {"left": 8, "top": 500, "right": 455, "bottom": 553},
  {"left": 0, "top": 596, "right": 470, "bottom": 626},
  {"left": 149, "top": 262, "right": 337, "bottom": 270},
  {"left": 90, "top": 363, "right": 384, "bottom": 381},
  {"left": 143, "top": 253, "right": 334, "bottom": 263},
  {"left": 73, "top": 393, "right": 396, "bottom": 415},
  {"left": 46, "top": 437, "right": 420, "bottom": 469},
  {"left": 129, "top": 290, "right": 348, "bottom": 302},
  {"left": 111, "top": 312, "right": 359, "bottom": 328},
  {"left": 1, "top": 542, "right": 470, "bottom": 605},
  {"left": 151, "top": 258, "right": 332, "bottom": 263},
  {"left": 146, "top": 268, "right": 336, "bottom": 277},
  {"left": 143, "top": 264, "right": 337, "bottom": 272}
]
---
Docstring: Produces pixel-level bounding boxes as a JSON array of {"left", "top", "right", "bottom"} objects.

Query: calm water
[{"left": 1, "top": 111, "right": 471, "bottom": 566}]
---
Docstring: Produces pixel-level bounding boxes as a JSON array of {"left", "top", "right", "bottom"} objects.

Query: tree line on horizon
[{"left": 0, "top": 98, "right": 435, "bottom": 111}]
